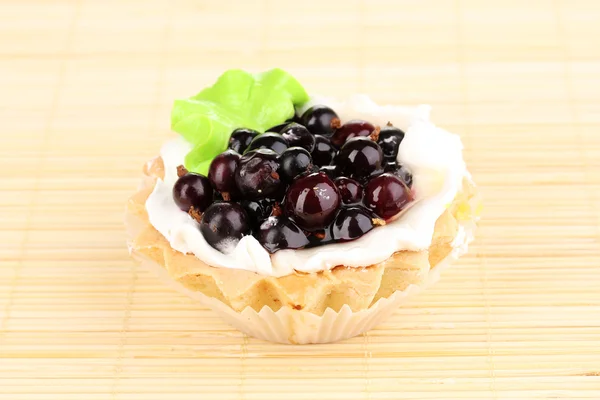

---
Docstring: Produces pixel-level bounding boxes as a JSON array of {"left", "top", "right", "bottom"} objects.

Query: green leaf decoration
[{"left": 170, "top": 69, "right": 309, "bottom": 175}]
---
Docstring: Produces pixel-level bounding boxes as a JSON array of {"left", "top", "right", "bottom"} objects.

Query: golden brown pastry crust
[{"left": 126, "top": 157, "right": 478, "bottom": 315}]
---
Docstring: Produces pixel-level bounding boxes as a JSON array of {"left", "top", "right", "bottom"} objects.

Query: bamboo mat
[{"left": 1, "top": 0, "right": 600, "bottom": 398}]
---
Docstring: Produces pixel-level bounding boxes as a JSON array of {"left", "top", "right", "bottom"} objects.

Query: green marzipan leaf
[{"left": 170, "top": 68, "right": 309, "bottom": 175}]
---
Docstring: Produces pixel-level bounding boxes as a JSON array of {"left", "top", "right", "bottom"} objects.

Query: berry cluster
[{"left": 172, "top": 105, "right": 413, "bottom": 253}]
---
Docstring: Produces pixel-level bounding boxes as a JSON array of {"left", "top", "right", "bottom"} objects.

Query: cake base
[{"left": 129, "top": 221, "right": 473, "bottom": 344}]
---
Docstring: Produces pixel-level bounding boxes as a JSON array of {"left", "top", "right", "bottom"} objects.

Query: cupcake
[{"left": 126, "top": 69, "right": 480, "bottom": 344}]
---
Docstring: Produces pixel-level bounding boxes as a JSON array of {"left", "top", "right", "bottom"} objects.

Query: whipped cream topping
[{"left": 145, "top": 95, "right": 467, "bottom": 277}]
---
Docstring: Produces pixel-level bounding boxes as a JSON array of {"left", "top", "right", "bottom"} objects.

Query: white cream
[{"left": 145, "top": 95, "right": 467, "bottom": 277}]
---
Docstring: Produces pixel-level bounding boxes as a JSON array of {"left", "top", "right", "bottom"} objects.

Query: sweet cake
[{"left": 126, "top": 69, "right": 480, "bottom": 343}]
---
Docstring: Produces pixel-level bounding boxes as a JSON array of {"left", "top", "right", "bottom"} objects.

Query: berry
[
  {"left": 319, "top": 165, "right": 337, "bottom": 179},
  {"left": 378, "top": 126, "right": 405, "bottom": 160},
  {"left": 246, "top": 133, "right": 288, "bottom": 154},
  {"left": 284, "top": 172, "right": 341, "bottom": 231},
  {"left": 290, "top": 113, "right": 302, "bottom": 124},
  {"left": 172, "top": 173, "right": 213, "bottom": 212},
  {"left": 279, "top": 147, "right": 313, "bottom": 182},
  {"left": 229, "top": 128, "right": 259, "bottom": 154},
  {"left": 330, "top": 120, "right": 375, "bottom": 148},
  {"left": 266, "top": 117, "right": 298, "bottom": 133},
  {"left": 336, "top": 137, "right": 383, "bottom": 182},
  {"left": 280, "top": 123, "right": 316, "bottom": 152},
  {"left": 369, "top": 168, "right": 385, "bottom": 180},
  {"left": 235, "top": 149, "right": 283, "bottom": 199},
  {"left": 301, "top": 105, "right": 340, "bottom": 137},
  {"left": 311, "top": 135, "right": 336, "bottom": 166},
  {"left": 208, "top": 150, "right": 240, "bottom": 198},
  {"left": 332, "top": 207, "right": 375, "bottom": 242},
  {"left": 241, "top": 198, "right": 274, "bottom": 230},
  {"left": 364, "top": 173, "right": 412, "bottom": 219},
  {"left": 200, "top": 202, "right": 250, "bottom": 251},
  {"left": 383, "top": 161, "right": 398, "bottom": 172},
  {"left": 334, "top": 177, "right": 363, "bottom": 204},
  {"left": 266, "top": 122, "right": 287, "bottom": 133},
  {"left": 258, "top": 216, "right": 309, "bottom": 253},
  {"left": 305, "top": 226, "right": 334, "bottom": 248},
  {"left": 384, "top": 162, "right": 413, "bottom": 187},
  {"left": 395, "top": 166, "right": 413, "bottom": 188}
]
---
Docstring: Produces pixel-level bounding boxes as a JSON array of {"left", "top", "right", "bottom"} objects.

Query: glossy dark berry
[
  {"left": 378, "top": 126, "right": 405, "bottom": 160},
  {"left": 290, "top": 113, "right": 302, "bottom": 124},
  {"left": 241, "top": 198, "right": 274, "bottom": 230},
  {"left": 208, "top": 150, "right": 240, "bottom": 197},
  {"left": 258, "top": 216, "right": 310, "bottom": 253},
  {"left": 332, "top": 207, "right": 375, "bottom": 242},
  {"left": 330, "top": 120, "right": 375, "bottom": 148},
  {"left": 386, "top": 164, "right": 412, "bottom": 187},
  {"left": 319, "top": 165, "right": 337, "bottom": 179},
  {"left": 384, "top": 161, "right": 398, "bottom": 172},
  {"left": 334, "top": 177, "right": 363, "bottom": 205},
  {"left": 383, "top": 155, "right": 397, "bottom": 164},
  {"left": 266, "top": 122, "right": 287, "bottom": 133},
  {"left": 369, "top": 168, "right": 385, "bottom": 179},
  {"left": 267, "top": 117, "right": 298, "bottom": 133},
  {"left": 305, "top": 226, "right": 335, "bottom": 248},
  {"left": 200, "top": 202, "right": 250, "bottom": 251},
  {"left": 279, "top": 147, "right": 313, "bottom": 182},
  {"left": 280, "top": 123, "right": 316, "bottom": 152},
  {"left": 364, "top": 173, "right": 412, "bottom": 220},
  {"left": 246, "top": 133, "right": 288, "bottom": 154},
  {"left": 384, "top": 162, "right": 413, "bottom": 188},
  {"left": 284, "top": 172, "right": 341, "bottom": 231},
  {"left": 395, "top": 165, "right": 413, "bottom": 188},
  {"left": 228, "top": 128, "right": 259, "bottom": 154},
  {"left": 235, "top": 149, "right": 283, "bottom": 199},
  {"left": 311, "top": 135, "right": 336, "bottom": 166},
  {"left": 336, "top": 137, "right": 384, "bottom": 182},
  {"left": 172, "top": 173, "right": 213, "bottom": 212},
  {"left": 301, "top": 105, "right": 340, "bottom": 137}
]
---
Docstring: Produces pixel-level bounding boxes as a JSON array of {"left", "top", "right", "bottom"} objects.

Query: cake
[{"left": 126, "top": 69, "right": 480, "bottom": 344}]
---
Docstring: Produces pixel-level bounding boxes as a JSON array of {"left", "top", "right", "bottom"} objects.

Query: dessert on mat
[{"left": 126, "top": 69, "right": 480, "bottom": 344}]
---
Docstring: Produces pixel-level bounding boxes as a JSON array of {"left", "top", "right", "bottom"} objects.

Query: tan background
[{"left": 1, "top": 0, "right": 600, "bottom": 399}]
